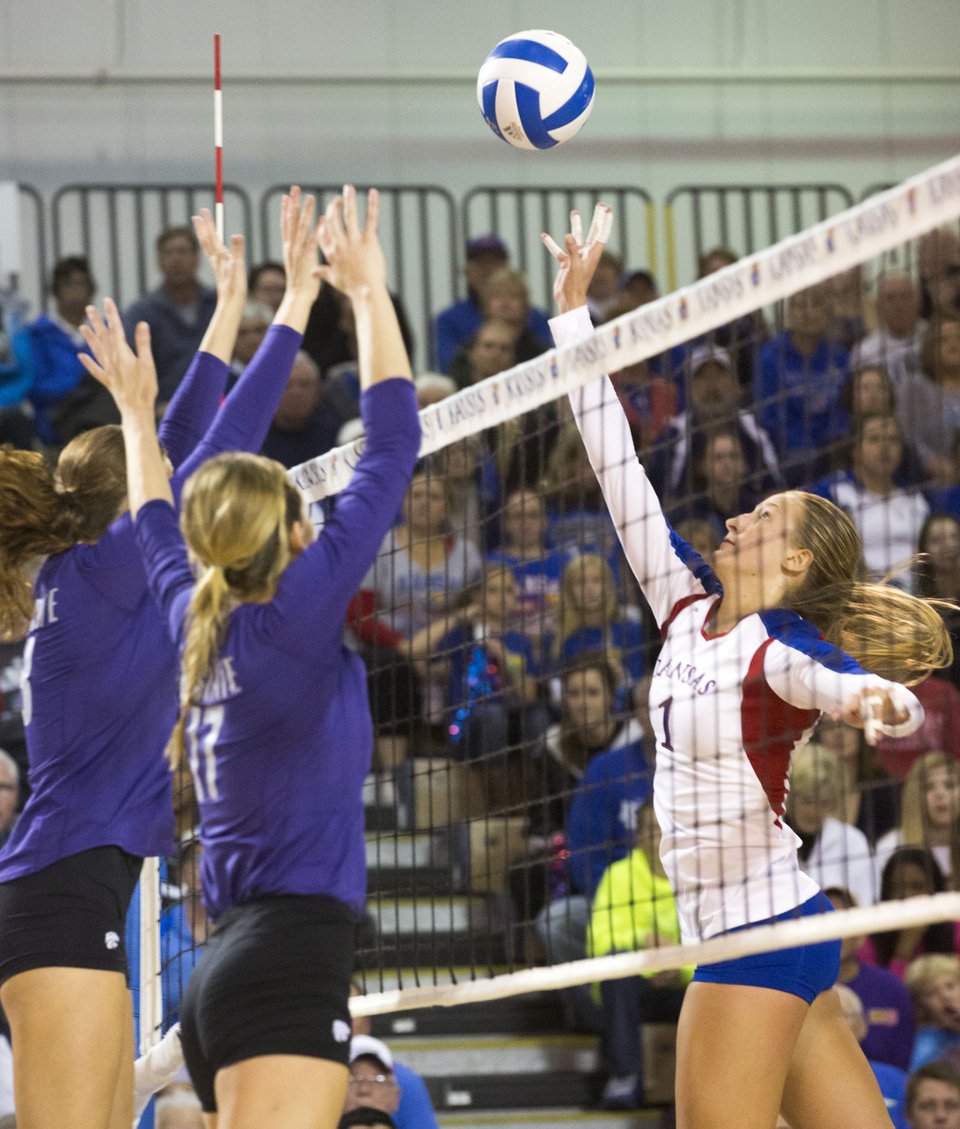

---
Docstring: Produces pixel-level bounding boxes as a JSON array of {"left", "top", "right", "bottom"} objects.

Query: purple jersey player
[
  {"left": 84, "top": 187, "right": 420, "bottom": 1129},
  {"left": 0, "top": 189, "right": 324, "bottom": 1129}
]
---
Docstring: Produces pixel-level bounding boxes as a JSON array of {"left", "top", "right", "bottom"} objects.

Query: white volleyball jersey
[{"left": 551, "top": 307, "right": 923, "bottom": 943}]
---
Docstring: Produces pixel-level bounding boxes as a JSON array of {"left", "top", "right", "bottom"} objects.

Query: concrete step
[
  {"left": 388, "top": 1033, "right": 599, "bottom": 1077},
  {"left": 438, "top": 1111, "right": 665, "bottom": 1129},
  {"left": 372, "top": 991, "right": 567, "bottom": 1039},
  {"left": 368, "top": 895, "right": 500, "bottom": 937}
]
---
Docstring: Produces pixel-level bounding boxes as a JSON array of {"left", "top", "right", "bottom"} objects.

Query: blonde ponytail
[{"left": 166, "top": 452, "right": 303, "bottom": 768}]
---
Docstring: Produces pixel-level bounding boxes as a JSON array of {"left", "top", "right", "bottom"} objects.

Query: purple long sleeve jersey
[
  {"left": 133, "top": 378, "right": 421, "bottom": 920},
  {"left": 0, "top": 325, "right": 303, "bottom": 880}
]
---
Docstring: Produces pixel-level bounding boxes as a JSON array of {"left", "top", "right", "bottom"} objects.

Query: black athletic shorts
[
  {"left": 180, "top": 894, "right": 357, "bottom": 1113},
  {"left": 0, "top": 845, "right": 142, "bottom": 987}
]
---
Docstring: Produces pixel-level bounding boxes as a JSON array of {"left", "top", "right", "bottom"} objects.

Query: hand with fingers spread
[
  {"left": 541, "top": 202, "right": 614, "bottom": 314},
  {"left": 192, "top": 209, "right": 247, "bottom": 308},
  {"left": 79, "top": 297, "right": 158, "bottom": 421},
  {"left": 315, "top": 185, "right": 388, "bottom": 301},
  {"left": 279, "top": 185, "right": 322, "bottom": 304}
]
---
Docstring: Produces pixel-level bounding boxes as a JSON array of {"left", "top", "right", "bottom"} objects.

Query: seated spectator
[
  {"left": 487, "top": 488, "right": 573, "bottom": 639},
  {"left": 413, "top": 371, "right": 456, "bottom": 408},
  {"left": 682, "top": 245, "right": 769, "bottom": 387},
  {"left": 756, "top": 283, "right": 849, "bottom": 485},
  {"left": 587, "top": 249, "right": 624, "bottom": 323},
  {"left": 892, "top": 318, "right": 960, "bottom": 484},
  {"left": 587, "top": 801, "right": 688, "bottom": 1110},
  {"left": 349, "top": 988, "right": 439, "bottom": 1129},
  {"left": 815, "top": 717, "right": 900, "bottom": 845},
  {"left": 818, "top": 363, "right": 927, "bottom": 488},
  {"left": 918, "top": 228, "right": 960, "bottom": 320},
  {"left": 260, "top": 349, "right": 341, "bottom": 469},
  {"left": 668, "top": 427, "right": 763, "bottom": 546},
  {"left": 907, "top": 955, "right": 960, "bottom": 1071},
  {"left": 302, "top": 283, "right": 414, "bottom": 379},
  {"left": 905, "top": 1060, "right": 960, "bottom": 1129},
  {"left": 619, "top": 267, "right": 658, "bottom": 310},
  {"left": 786, "top": 743, "right": 875, "bottom": 908},
  {"left": 229, "top": 299, "right": 272, "bottom": 381},
  {"left": 349, "top": 466, "right": 483, "bottom": 768},
  {"left": 807, "top": 412, "right": 929, "bottom": 588},
  {"left": 672, "top": 518, "right": 717, "bottom": 570},
  {"left": 437, "top": 437, "right": 500, "bottom": 552},
  {"left": 825, "top": 265, "right": 877, "bottom": 349},
  {"left": 447, "top": 268, "right": 548, "bottom": 386},
  {"left": 605, "top": 302, "right": 678, "bottom": 450},
  {"left": 835, "top": 983, "right": 910, "bottom": 1129},
  {"left": 827, "top": 886, "right": 917, "bottom": 1072},
  {"left": 122, "top": 224, "right": 217, "bottom": 404},
  {"left": 533, "top": 655, "right": 652, "bottom": 1025},
  {"left": 548, "top": 553, "right": 646, "bottom": 708},
  {"left": 916, "top": 514, "right": 960, "bottom": 689},
  {"left": 408, "top": 563, "right": 550, "bottom": 770},
  {"left": 432, "top": 234, "right": 551, "bottom": 372},
  {"left": 247, "top": 259, "right": 286, "bottom": 313},
  {"left": 649, "top": 344, "right": 783, "bottom": 508},
  {"left": 0, "top": 290, "right": 33, "bottom": 449},
  {"left": 543, "top": 422, "right": 621, "bottom": 564},
  {"left": 852, "top": 271, "right": 926, "bottom": 388},
  {"left": 344, "top": 1037, "right": 401, "bottom": 1123},
  {"left": 876, "top": 676, "right": 960, "bottom": 779},
  {"left": 861, "top": 847, "right": 959, "bottom": 979},
  {"left": 875, "top": 752, "right": 960, "bottom": 891},
  {"left": 11, "top": 255, "right": 95, "bottom": 446}
]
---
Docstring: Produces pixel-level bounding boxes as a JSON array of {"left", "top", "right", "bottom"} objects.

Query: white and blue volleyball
[{"left": 477, "top": 29, "right": 595, "bottom": 151}]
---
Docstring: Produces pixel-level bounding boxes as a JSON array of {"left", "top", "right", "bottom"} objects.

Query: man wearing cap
[
  {"left": 648, "top": 343, "right": 784, "bottom": 508},
  {"left": 432, "top": 235, "right": 552, "bottom": 372},
  {"left": 345, "top": 1034, "right": 439, "bottom": 1129}
]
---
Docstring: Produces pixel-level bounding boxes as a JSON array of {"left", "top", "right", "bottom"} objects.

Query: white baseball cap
[{"left": 349, "top": 1034, "right": 394, "bottom": 1071}]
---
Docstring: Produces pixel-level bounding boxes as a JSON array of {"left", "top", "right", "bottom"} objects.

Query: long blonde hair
[
  {"left": 554, "top": 553, "right": 622, "bottom": 665},
  {"left": 899, "top": 750, "right": 960, "bottom": 883},
  {"left": 168, "top": 453, "right": 302, "bottom": 768},
  {"left": 789, "top": 492, "right": 952, "bottom": 684},
  {"left": 0, "top": 429, "right": 127, "bottom": 636}
]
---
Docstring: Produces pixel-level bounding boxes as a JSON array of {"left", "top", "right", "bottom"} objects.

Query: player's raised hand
[
  {"left": 541, "top": 202, "right": 613, "bottom": 314},
  {"left": 280, "top": 186, "right": 321, "bottom": 303},
  {"left": 315, "top": 186, "right": 388, "bottom": 300},
  {"left": 192, "top": 208, "right": 246, "bottom": 307},
  {"left": 78, "top": 298, "right": 158, "bottom": 419}
]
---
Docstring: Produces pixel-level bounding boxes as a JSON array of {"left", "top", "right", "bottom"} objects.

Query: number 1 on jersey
[
  {"left": 657, "top": 696, "right": 674, "bottom": 752},
  {"left": 186, "top": 703, "right": 224, "bottom": 802}
]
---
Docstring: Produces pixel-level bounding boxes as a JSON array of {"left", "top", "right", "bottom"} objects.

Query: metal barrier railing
[
  {"left": 462, "top": 185, "right": 657, "bottom": 310},
  {"left": 51, "top": 183, "right": 254, "bottom": 307},
  {"left": 259, "top": 184, "right": 459, "bottom": 371},
  {"left": 9, "top": 184, "right": 47, "bottom": 315},
  {"left": 663, "top": 183, "right": 855, "bottom": 289}
]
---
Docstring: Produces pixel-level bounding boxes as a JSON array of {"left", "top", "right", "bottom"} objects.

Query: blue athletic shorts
[{"left": 692, "top": 891, "right": 840, "bottom": 1004}]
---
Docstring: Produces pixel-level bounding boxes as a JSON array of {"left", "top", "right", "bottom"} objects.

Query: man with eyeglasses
[{"left": 344, "top": 1036, "right": 401, "bottom": 1121}]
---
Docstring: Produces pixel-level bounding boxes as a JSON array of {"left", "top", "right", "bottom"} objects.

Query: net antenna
[{"left": 214, "top": 33, "right": 224, "bottom": 243}]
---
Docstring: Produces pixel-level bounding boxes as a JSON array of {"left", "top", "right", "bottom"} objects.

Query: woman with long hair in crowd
[
  {"left": 542, "top": 204, "right": 952, "bottom": 1129},
  {"left": 84, "top": 186, "right": 420, "bottom": 1129},
  {"left": 0, "top": 188, "right": 322, "bottom": 1129}
]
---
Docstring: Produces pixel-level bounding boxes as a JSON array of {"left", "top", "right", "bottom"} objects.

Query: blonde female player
[
  {"left": 82, "top": 186, "right": 420, "bottom": 1129},
  {"left": 542, "top": 207, "right": 952, "bottom": 1129}
]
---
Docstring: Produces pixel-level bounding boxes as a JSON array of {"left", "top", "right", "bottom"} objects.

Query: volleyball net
[{"left": 144, "top": 153, "right": 960, "bottom": 1042}]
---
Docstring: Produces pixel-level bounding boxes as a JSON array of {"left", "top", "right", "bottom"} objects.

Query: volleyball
[{"left": 477, "top": 29, "right": 595, "bottom": 151}]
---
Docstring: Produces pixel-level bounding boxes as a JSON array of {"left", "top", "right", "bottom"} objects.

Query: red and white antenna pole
[{"left": 214, "top": 33, "right": 224, "bottom": 242}]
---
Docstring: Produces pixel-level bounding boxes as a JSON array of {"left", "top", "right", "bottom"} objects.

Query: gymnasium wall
[{"left": 1, "top": 0, "right": 958, "bottom": 286}]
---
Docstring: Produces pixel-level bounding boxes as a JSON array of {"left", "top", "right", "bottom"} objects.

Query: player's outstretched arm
[
  {"left": 543, "top": 206, "right": 713, "bottom": 626},
  {"left": 79, "top": 298, "right": 173, "bottom": 518},
  {"left": 316, "top": 185, "right": 413, "bottom": 390},
  {"left": 193, "top": 208, "right": 247, "bottom": 362}
]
